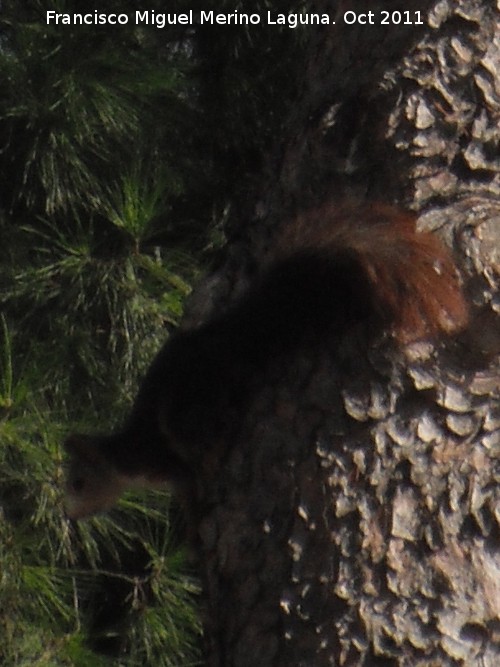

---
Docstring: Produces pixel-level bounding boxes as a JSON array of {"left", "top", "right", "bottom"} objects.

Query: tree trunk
[{"left": 188, "top": 2, "right": 500, "bottom": 664}]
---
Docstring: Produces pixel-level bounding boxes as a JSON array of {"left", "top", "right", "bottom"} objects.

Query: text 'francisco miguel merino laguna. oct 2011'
[{"left": 46, "top": 10, "right": 426, "bottom": 29}]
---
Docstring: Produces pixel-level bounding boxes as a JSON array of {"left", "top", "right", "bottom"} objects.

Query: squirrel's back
[{"left": 124, "top": 202, "right": 468, "bottom": 451}]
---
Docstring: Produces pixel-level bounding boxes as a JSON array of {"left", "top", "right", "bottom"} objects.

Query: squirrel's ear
[{"left": 64, "top": 434, "right": 103, "bottom": 465}]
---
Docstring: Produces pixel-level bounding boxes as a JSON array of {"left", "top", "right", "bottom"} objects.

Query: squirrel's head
[{"left": 63, "top": 435, "right": 129, "bottom": 519}]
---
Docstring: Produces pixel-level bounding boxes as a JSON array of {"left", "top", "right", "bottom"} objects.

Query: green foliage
[
  {"left": 0, "top": 0, "right": 310, "bottom": 664},
  {"left": 0, "top": 2, "right": 203, "bottom": 663},
  {"left": 103, "top": 165, "right": 177, "bottom": 249},
  {"left": 0, "top": 0, "right": 188, "bottom": 216},
  {"left": 2, "top": 216, "right": 193, "bottom": 416},
  {"left": 0, "top": 316, "right": 14, "bottom": 409},
  {"left": 0, "top": 404, "right": 202, "bottom": 666}
]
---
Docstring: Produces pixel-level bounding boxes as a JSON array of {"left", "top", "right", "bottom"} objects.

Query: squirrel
[{"left": 64, "top": 202, "right": 468, "bottom": 520}]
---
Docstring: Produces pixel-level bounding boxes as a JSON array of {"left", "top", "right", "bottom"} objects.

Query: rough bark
[{"left": 187, "top": 2, "right": 500, "bottom": 665}]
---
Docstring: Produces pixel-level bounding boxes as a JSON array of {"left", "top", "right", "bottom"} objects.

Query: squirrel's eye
[{"left": 72, "top": 477, "right": 85, "bottom": 493}]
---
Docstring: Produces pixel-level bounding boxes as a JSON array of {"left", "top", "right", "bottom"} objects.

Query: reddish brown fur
[{"left": 280, "top": 203, "right": 468, "bottom": 343}]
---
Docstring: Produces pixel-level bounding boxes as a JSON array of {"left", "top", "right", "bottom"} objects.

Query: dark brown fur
[{"left": 64, "top": 203, "right": 468, "bottom": 518}]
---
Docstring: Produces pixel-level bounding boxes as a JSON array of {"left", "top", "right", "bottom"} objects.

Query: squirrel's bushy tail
[{"left": 281, "top": 203, "right": 468, "bottom": 344}]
